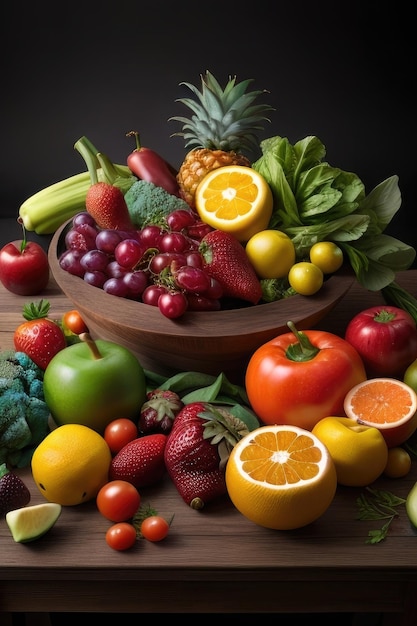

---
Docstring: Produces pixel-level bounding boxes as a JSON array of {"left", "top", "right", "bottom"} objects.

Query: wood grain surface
[{"left": 1, "top": 273, "right": 417, "bottom": 624}]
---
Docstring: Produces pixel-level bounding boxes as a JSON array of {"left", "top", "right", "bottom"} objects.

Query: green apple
[
  {"left": 312, "top": 416, "right": 388, "bottom": 487},
  {"left": 43, "top": 334, "right": 146, "bottom": 434}
]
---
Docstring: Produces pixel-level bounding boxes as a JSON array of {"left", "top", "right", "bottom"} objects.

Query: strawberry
[
  {"left": 0, "top": 463, "right": 31, "bottom": 516},
  {"left": 199, "top": 230, "right": 262, "bottom": 304},
  {"left": 138, "top": 389, "right": 184, "bottom": 435},
  {"left": 13, "top": 300, "right": 67, "bottom": 370},
  {"left": 164, "top": 402, "right": 249, "bottom": 510},
  {"left": 109, "top": 433, "right": 167, "bottom": 489},
  {"left": 85, "top": 181, "right": 135, "bottom": 230}
]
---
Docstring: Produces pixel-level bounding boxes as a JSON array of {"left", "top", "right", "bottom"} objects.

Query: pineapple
[{"left": 170, "top": 70, "right": 274, "bottom": 209}]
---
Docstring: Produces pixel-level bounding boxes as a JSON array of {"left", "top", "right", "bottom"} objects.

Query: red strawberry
[
  {"left": 199, "top": 230, "right": 262, "bottom": 304},
  {"left": 85, "top": 181, "right": 135, "bottom": 230},
  {"left": 164, "top": 402, "right": 249, "bottom": 510},
  {"left": 109, "top": 433, "right": 167, "bottom": 489},
  {"left": 0, "top": 463, "right": 31, "bottom": 516},
  {"left": 138, "top": 389, "right": 184, "bottom": 435},
  {"left": 13, "top": 300, "right": 67, "bottom": 370}
]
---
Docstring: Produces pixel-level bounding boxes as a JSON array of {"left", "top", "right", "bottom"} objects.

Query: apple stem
[{"left": 79, "top": 333, "right": 103, "bottom": 359}]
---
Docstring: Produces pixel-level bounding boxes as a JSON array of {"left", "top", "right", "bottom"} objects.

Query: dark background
[{"left": 1, "top": 2, "right": 415, "bottom": 258}]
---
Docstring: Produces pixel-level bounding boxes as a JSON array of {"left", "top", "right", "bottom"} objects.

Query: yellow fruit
[
  {"left": 31, "top": 424, "right": 112, "bottom": 506},
  {"left": 194, "top": 165, "right": 273, "bottom": 242},
  {"left": 225, "top": 424, "right": 337, "bottom": 530},
  {"left": 312, "top": 416, "right": 388, "bottom": 487},
  {"left": 343, "top": 378, "right": 417, "bottom": 448},
  {"left": 309, "top": 241, "right": 344, "bottom": 274},
  {"left": 384, "top": 446, "right": 412, "bottom": 478},
  {"left": 245, "top": 230, "right": 296, "bottom": 279},
  {"left": 288, "top": 261, "right": 324, "bottom": 296}
]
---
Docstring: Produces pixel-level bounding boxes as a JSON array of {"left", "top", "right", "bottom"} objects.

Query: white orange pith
[{"left": 225, "top": 424, "right": 337, "bottom": 530}]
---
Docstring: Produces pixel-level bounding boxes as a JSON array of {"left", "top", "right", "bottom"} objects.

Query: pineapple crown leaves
[
  {"left": 169, "top": 70, "right": 275, "bottom": 153},
  {"left": 198, "top": 403, "right": 250, "bottom": 469},
  {"left": 22, "top": 299, "right": 51, "bottom": 321}
]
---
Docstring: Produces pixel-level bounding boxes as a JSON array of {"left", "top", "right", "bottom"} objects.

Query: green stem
[{"left": 74, "top": 136, "right": 101, "bottom": 185}]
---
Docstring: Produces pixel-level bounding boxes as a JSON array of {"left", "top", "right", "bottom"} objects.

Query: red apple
[{"left": 0, "top": 238, "right": 49, "bottom": 295}]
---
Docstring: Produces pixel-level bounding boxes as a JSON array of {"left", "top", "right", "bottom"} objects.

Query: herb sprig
[{"left": 356, "top": 487, "right": 406, "bottom": 544}]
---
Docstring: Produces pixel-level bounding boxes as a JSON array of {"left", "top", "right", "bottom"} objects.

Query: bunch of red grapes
[{"left": 58, "top": 210, "right": 224, "bottom": 318}]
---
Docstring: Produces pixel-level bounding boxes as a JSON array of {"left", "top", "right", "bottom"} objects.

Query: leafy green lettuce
[{"left": 252, "top": 135, "right": 415, "bottom": 291}]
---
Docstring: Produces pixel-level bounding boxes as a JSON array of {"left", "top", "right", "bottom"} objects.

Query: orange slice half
[
  {"left": 195, "top": 165, "right": 273, "bottom": 242},
  {"left": 344, "top": 378, "right": 417, "bottom": 448},
  {"left": 225, "top": 424, "right": 337, "bottom": 530}
]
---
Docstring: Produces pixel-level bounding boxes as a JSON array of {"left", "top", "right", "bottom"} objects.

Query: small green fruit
[
  {"left": 406, "top": 482, "right": 417, "bottom": 528},
  {"left": 404, "top": 359, "right": 417, "bottom": 394},
  {"left": 6, "top": 502, "right": 62, "bottom": 543}
]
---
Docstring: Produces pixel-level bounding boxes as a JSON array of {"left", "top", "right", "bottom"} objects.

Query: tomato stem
[{"left": 286, "top": 321, "right": 320, "bottom": 362}]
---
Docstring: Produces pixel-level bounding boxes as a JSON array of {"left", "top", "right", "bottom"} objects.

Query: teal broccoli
[
  {"left": 124, "top": 179, "right": 192, "bottom": 228},
  {"left": 0, "top": 350, "right": 50, "bottom": 468}
]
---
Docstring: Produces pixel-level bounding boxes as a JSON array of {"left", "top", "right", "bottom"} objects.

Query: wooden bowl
[{"left": 48, "top": 220, "right": 355, "bottom": 383}]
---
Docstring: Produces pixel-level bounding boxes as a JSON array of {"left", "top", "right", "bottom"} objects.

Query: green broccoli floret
[
  {"left": 124, "top": 179, "right": 192, "bottom": 228},
  {"left": 260, "top": 278, "right": 297, "bottom": 303},
  {"left": 0, "top": 350, "right": 50, "bottom": 468}
]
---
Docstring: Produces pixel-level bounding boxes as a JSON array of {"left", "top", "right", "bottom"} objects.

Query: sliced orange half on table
[
  {"left": 225, "top": 425, "right": 337, "bottom": 530},
  {"left": 194, "top": 165, "right": 273, "bottom": 242},
  {"left": 344, "top": 378, "right": 417, "bottom": 448}
]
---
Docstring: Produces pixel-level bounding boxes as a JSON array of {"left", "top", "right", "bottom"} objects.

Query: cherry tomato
[
  {"left": 309, "top": 241, "right": 344, "bottom": 274},
  {"left": 384, "top": 447, "right": 412, "bottom": 479},
  {"left": 288, "top": 261, "right": 323, "bottom": 296},
  {"left": 345, "top": 305, "right": 417, "bottom": 378},
  {"left": 104, "top": 418, "right": 139, "bottom": 454},
  {"left": 62, "top": 309, "right": 89, "bottom": 335},
  {"left": 106, "top": 522, "right": 137, "bottom": 551},
  {"left": 245, "top": 324, "right": 367, "bottom": 431},
  {"left": 97, "top": 480, "right": 141, "bottom": 522},
  {"left": 140, "top": 515, "right": 170, "bottom": 542}
]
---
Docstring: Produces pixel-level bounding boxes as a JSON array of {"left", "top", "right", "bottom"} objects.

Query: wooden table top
[{"left": 1, "top": 272, "right": 417, "bottom": 623}]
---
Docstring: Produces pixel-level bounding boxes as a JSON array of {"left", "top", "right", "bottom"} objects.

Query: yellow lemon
[
  {"left": 31, "top": 424, "right": 112, "bottom": 506},
  {"left": 312, "top": 416, "right": 388, "bottom": 487},
  {"left": 195, "top": 165, "right": 273, "bottom": 242},
  {"left": 245, "top": 229, "right": 296, "bottom": 279},
  {"left": 225, "top": 424, "right": 337, "bottom": 530}
]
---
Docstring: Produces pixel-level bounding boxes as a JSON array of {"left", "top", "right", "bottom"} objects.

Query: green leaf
[{"left": 358, "top": 175, "right": 402, "bottom": 231}]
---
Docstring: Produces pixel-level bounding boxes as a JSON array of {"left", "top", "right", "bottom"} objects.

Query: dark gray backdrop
[{"left": 1, "top": 2, "right": 414, "bottom": 256}]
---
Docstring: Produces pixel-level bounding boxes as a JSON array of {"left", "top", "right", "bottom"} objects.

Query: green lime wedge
[{"left": 6, "top": 503, "right": 62, "bottom": 543}]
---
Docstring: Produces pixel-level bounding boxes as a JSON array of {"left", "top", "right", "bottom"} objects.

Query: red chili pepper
[{"left": 126, "top": 131, "right": 180, "bottom": 197}]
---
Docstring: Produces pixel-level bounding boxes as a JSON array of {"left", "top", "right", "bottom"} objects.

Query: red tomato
[
  {"left": 245, "top": 324, "right": 367, "bottom": 431},
  {"left": 345, "top": 305, "right": 417, "bottom": 378},
  {"left": 140, "top": 515, "right": 170, "bottom": 542},
  {"left": 96, "top": 480, "right": 141, "bottom": 522},
  {"left": 0, "top": 239, "right": 49, "bottom": 295},
  {"left": 104, "top": 418, "right": 139, "bottom": 454},
  {"left": 62, "top": 309, "right": 89, "bottom": 335},
  {"left": 105, "top": 522, "right": 137, "bottom": 551}
]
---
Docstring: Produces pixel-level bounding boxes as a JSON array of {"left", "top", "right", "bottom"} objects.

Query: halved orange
[
  {"left": 344, "top": 378, "right": 417, "bottom": 448},
  {"left": 194, "top": 165, "right": 273, "bottom": 242},
  {"left": 225, "top": 424, "right": 337, "bottom": 530}
]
